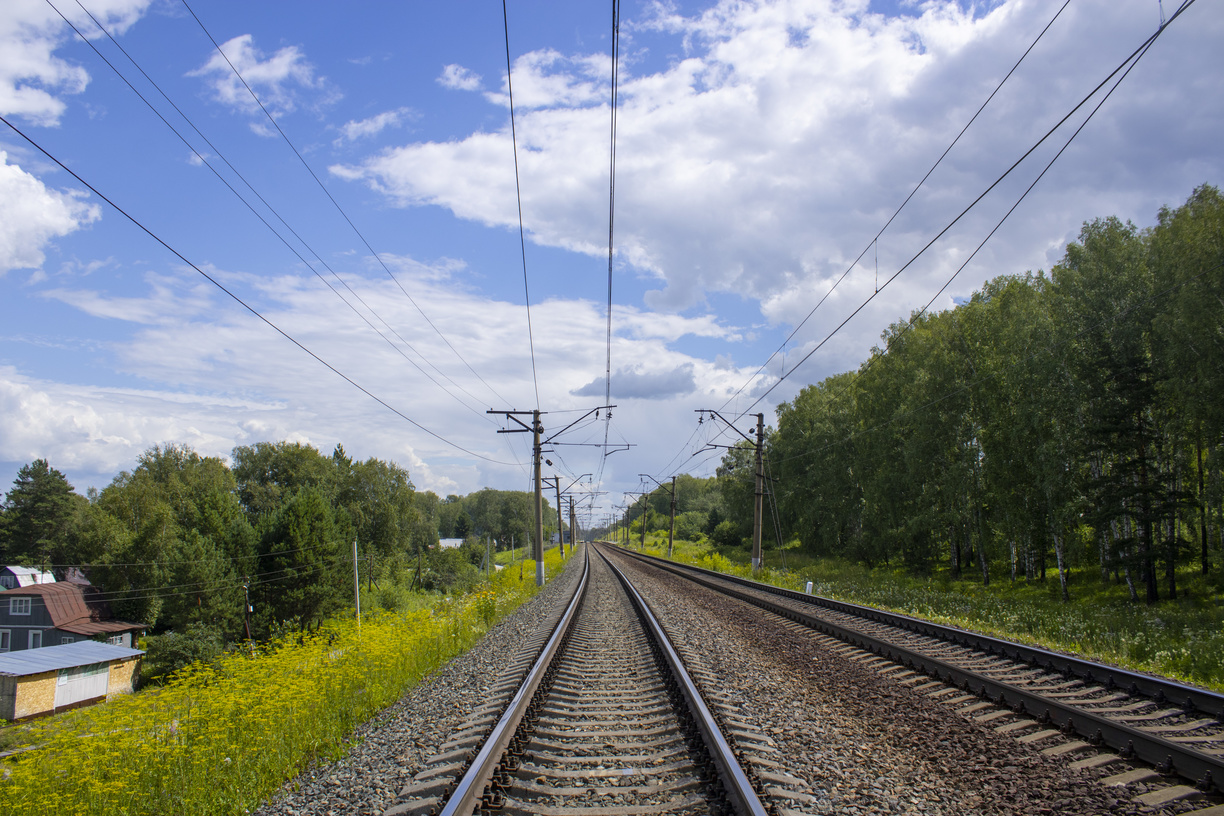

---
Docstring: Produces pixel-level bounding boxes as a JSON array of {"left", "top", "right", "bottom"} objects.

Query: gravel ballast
[
  {"left": 608, "top": 548, "right": 1142, "bottom": 816},
  {"left": 253, "top": 552, "right": 585, "bottom": 816}
]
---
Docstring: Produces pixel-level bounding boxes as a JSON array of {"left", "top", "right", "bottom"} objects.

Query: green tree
[
  {"left": 253, "top": 485, "right": 349, "bottom": 631},
  {"left": 1, "top": 459, "right": 82, "bottom": 568}
]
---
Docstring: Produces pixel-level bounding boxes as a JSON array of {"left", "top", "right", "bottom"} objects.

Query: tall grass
[
  {"left": 0, "top": 549, "right": 568, "bottom": 815},
  {"left": 637, "top": 536, "right": 1224, "bottom": 693}
]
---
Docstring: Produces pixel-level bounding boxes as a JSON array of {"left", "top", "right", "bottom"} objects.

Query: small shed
[{"left": 0, "top": 640, "right": 143, "bottom": 721}]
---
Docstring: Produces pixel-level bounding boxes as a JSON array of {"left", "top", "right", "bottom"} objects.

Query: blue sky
[{"left": 1, "top": 0, "right": 1220, "bottom": 527}]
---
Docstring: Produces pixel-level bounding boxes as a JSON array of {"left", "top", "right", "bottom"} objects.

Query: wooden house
[{"left": 0, "top": 583, "right": 144, "bottom": 653}]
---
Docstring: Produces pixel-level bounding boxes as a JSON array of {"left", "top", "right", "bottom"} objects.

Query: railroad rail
[
  {"left": 384, "top": 544, "right": 782, "bottom": 816},
  {"left": 613, "top": 545, "right": 1224, "bottom": 799}
]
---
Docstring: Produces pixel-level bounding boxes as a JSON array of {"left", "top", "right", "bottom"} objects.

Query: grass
[
  {"left": 0, "top": 548, "right": 571, "bottom": 816},
  {"left": 628, "top": 534, "right": 1224, "bottom": 693}
]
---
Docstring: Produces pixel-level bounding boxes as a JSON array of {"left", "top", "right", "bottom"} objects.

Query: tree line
[
  {"left": 726, "top": 184, "right": 1224, "bottom": 602},
  {"left": 0, "top": 443, "right": 558, "bottom": 653}
]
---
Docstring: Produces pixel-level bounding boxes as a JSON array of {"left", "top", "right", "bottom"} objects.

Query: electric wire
[
  {"left": 500, "top": 0, "right": 541, "bottom": 410},
  {"left": 717, "top": 0, "right": 1074, "bottom": 414},
  {"left": 597, "top": 0, "right": 622, "bottom": 492},
  {"left": 766, "top": 257, "right": 1224, "bottom": 471},
  {"left": 692, "top": 0, "right": 1196, "bottom": 462},
  {"left": 54, "top": 0, "right": 508, "bottom": 430},
  {"left": 0, "top": 114, "right": 518, "bottom": 466},
  {"left": 177, "top": 0, "right": 511, "bottom": 410}
]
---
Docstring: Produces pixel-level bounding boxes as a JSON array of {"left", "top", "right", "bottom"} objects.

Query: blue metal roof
[{"left": 0, "top": 640, "right": 144, "bottom": 677}]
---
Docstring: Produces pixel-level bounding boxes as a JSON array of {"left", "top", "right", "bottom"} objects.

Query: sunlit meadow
[{"left": 0, "top": 549, "right": 569, "bottom": 815}]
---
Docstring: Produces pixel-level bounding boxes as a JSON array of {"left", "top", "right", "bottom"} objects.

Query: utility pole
[
  {"left": 490, "top": 407, "right": 610, "bottom": 585},
  {"left": 753, "top": 412, "right": 764, "bottom": 572},
  {"left": 569, "top": 497, "right": 577, "bottom": 555},
  {"left": 352, "top": 538, "right": 361, "bottom": 628},
  {"left": 640, "top": 474, "right": 678, "bottom": 559},
  {"left": 490, "top": 408, "right": 546, "bottom": 586},
  {"left": 696, "top": 409, "right": 766, "bottom": 572},
  {"left": 242, "top": 577, "right": 253, "bottom": 644}
]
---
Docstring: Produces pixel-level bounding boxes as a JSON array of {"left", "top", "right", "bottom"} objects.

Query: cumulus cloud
[
  {"left": 1, "top": 253, "right": 765, "bottom": 496},
  {"left": 189, "top": 33, "right": 336, "bottom": 121},
  {"left": 0, "top": 151, "right": 100, "bottom": 276},
  {"left": 332, "top": 0, "right": 1223, "bottom": 380},
  {"left": 0, "top": 0, "right": 151, "bottom": 125},
  {"left": 573, "top": 364, "right": 697, "bottom": 399},
  {"left": 334, "top": 107, "right": 412, "bottom": 144},
  {"left": 438, "top": 64, "right": 482, "bottom": 91}
]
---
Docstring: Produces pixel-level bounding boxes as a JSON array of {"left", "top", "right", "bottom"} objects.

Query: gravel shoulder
[
  {"left": 611, "top": 548, "right": 1138, "bottom": 816},
  {"left": 253, "top": 550, "right": 585, "bottom": 816}
]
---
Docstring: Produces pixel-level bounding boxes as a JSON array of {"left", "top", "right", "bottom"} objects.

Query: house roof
[
  {"left": 0, "top": 640, "right": 143, "bottom": 678},
  {"left": 1, "top": 566, "right": 56, "bottom": 587},
  {"left": 3, "top": 583, "right": 144, "bottom": 636}
]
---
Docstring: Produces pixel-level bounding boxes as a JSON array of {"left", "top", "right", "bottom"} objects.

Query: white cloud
[
  {"left": 334, "top": 107, "right": 412, "bottom": 144},
  {"left": 1, "top": 256, "right": 768, "bottom": 498},
  {"left": 0, "top": 0, "right": 151, "bottom": 125},
  {"left": 189, "top": 33, "right": 335, "bottom": 119},
  {"left": 0, "top": 151, "right": 100, "bottom": 276},
  {"left": 332, "top": 0, "right": 1223, "bottom": 387},
  {"left": 438, "top": 63, "right": 482, "bottom": 91}
]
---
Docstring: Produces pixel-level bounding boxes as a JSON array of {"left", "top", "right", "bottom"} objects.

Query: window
[
  {"left": 29, "top": 631, "right": 41, "bottom": 649},
  {"left": 107, "top": 634, "right": 125, "bottom": 646},
  {"left": 0, "top": 575, "right": 13, "bottom": 589},
  {"left": 0, "top": 630, "right": 9, "bottom": 652},
  {"left": 9, "top": 597, "right": 31, "bottom": 616},
  {"left": 61, "top": 636, "right": 74, "bottom": 645}
]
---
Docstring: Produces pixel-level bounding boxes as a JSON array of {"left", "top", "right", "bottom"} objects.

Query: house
[
  {"left": 0, "top": 583, "right": 145, "bottom": 653},
  {"left": 0, "top": 640, "right": 143, "bottom": 720},
  {"left": 0, "top": 566, "right": 56, "bottom": 590}
]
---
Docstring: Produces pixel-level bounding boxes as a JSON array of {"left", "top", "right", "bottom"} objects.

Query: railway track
[
  {"left": 614, "top": 545, "right": 1224, "bottom": 811},
  {"left": 384, "top": 545, "right": 801, "bottom": 816}
]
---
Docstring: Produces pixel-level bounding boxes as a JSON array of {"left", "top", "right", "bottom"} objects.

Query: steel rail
[
  {"left": 597, "top": 544, "right": 770, "bottom": 816},
  {"left": 617, "top": 546, "right": 1224, "bottom": 795},
  {"left": 619, "top": 547, "right": 1224, "bottom": 716},
  {"left": 438, "top": 547, "right": 591, "bottom": 816}
]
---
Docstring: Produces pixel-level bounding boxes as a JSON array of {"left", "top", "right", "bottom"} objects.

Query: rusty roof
[{"left": 3, "top": 582, "right": 144, "bottom": 636}]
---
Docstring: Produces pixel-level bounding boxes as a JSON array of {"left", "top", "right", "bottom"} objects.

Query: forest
[
  {"left": 0, "top": 443, "right": 559, "bottom": 678},
  {"left": 708, "top": 185, "right": 1224, "bottom": 602}
]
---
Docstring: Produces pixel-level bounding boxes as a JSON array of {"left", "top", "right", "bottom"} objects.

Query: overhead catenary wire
[
  {"left": 696, "top": 0, "right": 1197, "bottom": 459},
  {"left": 0, "top": 114, "right": 518, "bottom": 467},
  {"left": 500, "top": 0, "right": 542, "bottom": 410},
  {"left": 652, "top": 0, "right": 1194, "bottom": 486},
  {"left": 716, "top": 0, "right": 1074, "bottom": 415},
  {"left": 53, "top": 0, "right": 510, "bottom": 432},
  {"left": 177, "top": 0, "right": 510, "bottom": 410},
  {"left": 595, "top": 0, "right": 624, "bottom": 499},
  {"left": 762, "top": 252, "right": 1224, "bottom": 475}
]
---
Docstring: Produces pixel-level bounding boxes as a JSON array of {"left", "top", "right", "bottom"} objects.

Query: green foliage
[
  {"left": 751, "top": 185, "right": 1224, "bottom": 601},
  {"left": 140, "top": 622, "right": 226, "bottom": 685},
  {"left": 0, "top": 458, "right": 83, "bottom": 567}
]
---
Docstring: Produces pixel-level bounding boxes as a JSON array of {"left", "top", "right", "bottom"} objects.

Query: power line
[
  {"left": 766, "top": 258, "right": 1223, "bottom": 472},
  {"left": 53, "top": 0, "right": 506, "bottom": 430},
  {"left": 177, "top": 0, "right": 510, "bottom": 410},
  {"left": 717, "top": 0, "right": 1074, "bottom": 414},
  {"left": 596, "top": 0, "right": 624, "bottom": 496},
  {"left": 500, "top": 0, "right": 541, "bottom": 410},
  {"left": 732, "top": 0, "right": 1195, "bottom": 423},
  {"left": 0, "top": 114, "right": 518, "bottom": 466}
]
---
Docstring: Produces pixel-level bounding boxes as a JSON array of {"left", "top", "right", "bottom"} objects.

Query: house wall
[
  {"left": 10, "top": 672, "right": 57, "bottom": 720},
  {"left": 0, "top": 595, "right": 56, "bottom": 652},
  {"left": 107, "top": 657, "right": 140, "bottom": 699}
]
